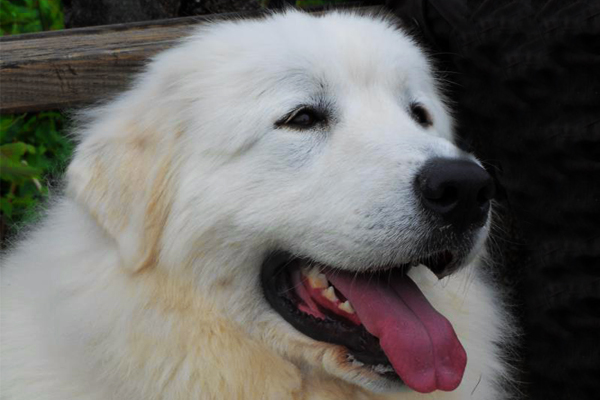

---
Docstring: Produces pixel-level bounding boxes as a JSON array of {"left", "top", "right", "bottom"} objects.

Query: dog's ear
[{"left": 66, "top": 105, "right": 177, "bottom": 273}]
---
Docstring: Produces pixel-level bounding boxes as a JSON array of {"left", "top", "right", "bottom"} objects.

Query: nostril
[
  {"left": 435, "top": 185, "right": 458, "bottom": 207},
  {"left": 420, "top": 182, "right": 459, "bottom": 210}
]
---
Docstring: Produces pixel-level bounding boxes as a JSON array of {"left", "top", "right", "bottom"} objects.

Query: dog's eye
[
  {"left": 277, "top": 107, "right": 324, "bottom": 130},
  {"left": 410, "top": 103, "right": 432, "bottom": 128},
  {"left": 290, "top": 111, "right": 315, "bottom": 126}
]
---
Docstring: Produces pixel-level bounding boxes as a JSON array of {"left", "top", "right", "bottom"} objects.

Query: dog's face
[{"left": 69, "top": 11, "right": 493, "bottom": 395}]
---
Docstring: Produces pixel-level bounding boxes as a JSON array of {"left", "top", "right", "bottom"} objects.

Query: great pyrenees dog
[{"left": 1, "top": 10, "right": 513, "bottom": 400}]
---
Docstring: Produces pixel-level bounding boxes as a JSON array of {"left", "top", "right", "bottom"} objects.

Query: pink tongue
[{"left": 326, "top": 271, "right": 467, "bottom": 393}]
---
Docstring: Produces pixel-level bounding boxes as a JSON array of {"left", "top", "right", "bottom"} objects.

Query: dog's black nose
[{"left": 416, "top": 158, "right": 495, "bottom": 230}]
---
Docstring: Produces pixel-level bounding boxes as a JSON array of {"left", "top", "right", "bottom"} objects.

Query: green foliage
[
  {"left": 0, "top": 1, "right": 68, "bottom": 243},
  {"left": 1, "top": 0, "right": 64, "bottom": 35},
  {"left": 0, "top": 113, "right": 73, "bottom": 234},
  {"left": 0, "top": 142, "right": 43, "bottom": 183}
]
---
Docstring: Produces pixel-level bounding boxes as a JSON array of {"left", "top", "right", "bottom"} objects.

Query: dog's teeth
[
  {"left": 310, "top": 276, "right": 327, "bottom": 289},
  {"left": 322, "top": 286, "right": 338, "bottom": 302},
  {"left": 351, "top": 360, "right": 364, "bottom": 367},
  {"left": 338, "top": 301, "right": 355, "bottom": 314},
  {"left": 372, "top": 364, "right": 395, "bottom": 374},
  {"left": 302, "top": 266, "right": 328, "bottom": 289}
]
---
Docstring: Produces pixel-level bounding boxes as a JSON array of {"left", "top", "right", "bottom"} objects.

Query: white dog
[{"left": 1, "top": 10, "right": 513, "bottom": 400}]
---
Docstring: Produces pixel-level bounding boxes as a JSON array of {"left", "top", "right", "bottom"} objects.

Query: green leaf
[
  {"left": 0, "top": 197, "right": 13, "bottom": 217},
  {"left": 11, "top": 194, "right": 37, "bottom": 208},
  {"left": 0, "top": 156, "right": 42, "bottom": 183},
  {"left": 1, "top": 142, "right": 30, "bottom": 161},
  {"left": 0, "top": 116, "right": 16, "bottom": 133}
]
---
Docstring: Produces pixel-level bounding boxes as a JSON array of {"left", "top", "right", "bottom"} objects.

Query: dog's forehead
[{"left": 199, "top": 11, "right": 432, "bottom": 91}]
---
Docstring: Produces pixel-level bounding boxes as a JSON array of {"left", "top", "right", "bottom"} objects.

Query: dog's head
[{"left": 67, "top": 11, "right": 494, "bottom": 395}]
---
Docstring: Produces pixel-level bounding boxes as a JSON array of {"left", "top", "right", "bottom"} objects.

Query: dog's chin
[
  {"left": 320, "top": 346, "right": 411, "bottom": 393},
  {"left": 260, "top": 247, "right": 474, "bottom": 394},
  {"left": 268, "top": 324, "right": 410, "bottom": 394}
]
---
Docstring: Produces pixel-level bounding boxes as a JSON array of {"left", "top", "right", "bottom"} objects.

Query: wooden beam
[
  {"left": 1, "top": 13, "right": 260, "bottom": 114},
  {"left": 0, "top": 5, "right": 382, "bottom": 114}
]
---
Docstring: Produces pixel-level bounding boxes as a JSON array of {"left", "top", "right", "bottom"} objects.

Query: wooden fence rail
[{"left": 0, "top": 14, "right": 234, "bottom": 114}]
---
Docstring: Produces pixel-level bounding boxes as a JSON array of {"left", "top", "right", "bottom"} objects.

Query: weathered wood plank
[{"left": 0, "top": 12, "right": 255, "bottom": 114}]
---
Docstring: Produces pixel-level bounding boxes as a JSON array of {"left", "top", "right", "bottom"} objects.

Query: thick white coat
[{"left": 1, "top": 11, "right": 512, "bottom": 400}]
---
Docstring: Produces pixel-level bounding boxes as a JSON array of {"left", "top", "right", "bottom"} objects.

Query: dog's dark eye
[
  {"left": 290, "top": 111, "right": 315, "bottom": 126},
  {"left": 277, "top": 107, "right": 324, "bottom": 130},
  {"left": 410, "top": 103, "right": 432, "bottom": 127}
]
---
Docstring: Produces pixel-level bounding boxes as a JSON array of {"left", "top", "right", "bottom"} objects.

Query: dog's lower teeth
[
  {"left": 322, "top": 286, "right": 338, "bottom": 302},
  {"left": 372, "top": 364, "right": 395, "bottom": 374},
  {"left": 338, "top": 300, "right": 355, "bottom": 314},
  {"left": 351, "top": 359, "right": 364, "bottom": 367}
]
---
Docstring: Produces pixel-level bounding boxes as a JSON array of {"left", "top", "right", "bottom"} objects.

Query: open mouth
[{"left": 261, "top": 251, "right": 467, "bottom": 394}]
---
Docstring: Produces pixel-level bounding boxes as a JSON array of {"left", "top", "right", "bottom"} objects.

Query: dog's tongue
[{"left": 326, "top": 271, "right": 467, "bottom": 393}]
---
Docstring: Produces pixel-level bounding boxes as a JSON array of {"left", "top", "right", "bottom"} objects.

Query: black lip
[
  {"left": 419, "top": 249, "right": 458, "bottom": 279},
  {"left": 260, "top": 251, "right": 401, "bottom": 378}
]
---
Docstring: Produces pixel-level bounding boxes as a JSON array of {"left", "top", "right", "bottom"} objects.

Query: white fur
[{"left": 1, "top": 11, "right": 513, "bottom": 400}]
